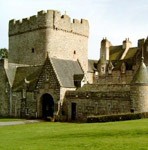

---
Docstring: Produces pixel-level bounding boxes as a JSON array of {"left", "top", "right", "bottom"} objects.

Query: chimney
[{"left": 122, "top": 38, "right": 132, "bottom": 49}]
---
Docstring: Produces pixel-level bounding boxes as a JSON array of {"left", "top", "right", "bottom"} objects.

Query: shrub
[{"left": 87, "top": 112, "right": 148, "bottom": 123}]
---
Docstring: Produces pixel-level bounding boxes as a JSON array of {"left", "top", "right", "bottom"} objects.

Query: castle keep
[{"left": 0, "top": 10, "right": 148, "bottom": 121}]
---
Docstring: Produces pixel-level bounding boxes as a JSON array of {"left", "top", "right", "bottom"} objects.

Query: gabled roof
[
  {"left": 6, "top": 58, "right": 84, "bottom": 90},
  {"left": 109, "top": 45, "right": 124, "bottom": 60},
  {"left": 124, "top": 47, "right": 138, "bottom": 60},
  {"left": 108, "top": 46, "right": 139, "bottom": 71},
  {"left": 109, "top": 45, "right": 138, "bottom": 61},
  {"left": 50, "top": 58, "right": 84, "bottom": 88}
]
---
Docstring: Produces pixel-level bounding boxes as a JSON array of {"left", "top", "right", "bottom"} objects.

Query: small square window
[{"left": 32, "top": 48, "right": 35, "bottom": 53}]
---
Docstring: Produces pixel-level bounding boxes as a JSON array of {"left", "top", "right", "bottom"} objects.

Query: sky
[{"left": 0, "top": 0, "right": 148, "bottom": 59}]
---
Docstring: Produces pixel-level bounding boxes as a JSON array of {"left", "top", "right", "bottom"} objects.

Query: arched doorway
[{"left": 41, "top": 93, "right": 54, "bottom": 119}]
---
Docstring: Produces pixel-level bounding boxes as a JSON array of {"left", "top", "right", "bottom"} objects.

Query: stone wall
[
  {"left": 78, "top": 83, "right": 130, "bottom": 92},
  {"left": 95, "top": 70, "right": 133, "bottom": 84},
  {"left": 26, "top": 92, "right": 37, "bottom": 118},
  {"left": 47, "top": 28, "right": 88, "bottom": 73},
  {"left": 9, "top": 29, "right": 47, "bottom": 65},
  {"left": 0, "top": 60, "right": 9, "bottom": 116},
  {"left": 64, "top": 84, "right": 131, "bottom": 121},
  {"left": 10, "top": 91, "right": 37, "bottom": 118},
  {"left": 11, "top": 91, "right": 22, "bottom": 117},
  {"left": 87, "top": 72, "right": 94, "bottom": 84}
]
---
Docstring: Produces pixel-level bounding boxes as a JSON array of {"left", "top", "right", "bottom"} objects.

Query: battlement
[{"left": 9, "top": 10, "right": 89, "bottom": 37}]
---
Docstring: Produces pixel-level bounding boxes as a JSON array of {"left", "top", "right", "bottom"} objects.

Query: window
[
  {"left": 32, "top": 48, "right": 35, "bottom": 53},
  {"left": 46, "top": 73, "right": 49, "bottom": 81},
  {"left": 74, "top": 50, "right": 76, "bottom": 54}
]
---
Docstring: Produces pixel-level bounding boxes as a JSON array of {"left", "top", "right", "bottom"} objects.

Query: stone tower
[
  {"left": 8, "top": 10, "right": 89, "bottom": 74},
  {"left": 130, "top": 57, "right": 148, "bottom": 113}
]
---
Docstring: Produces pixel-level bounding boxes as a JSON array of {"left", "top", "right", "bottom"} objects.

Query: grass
[{"left": 0, "top": 119, "right": 148, "bottom": 150}]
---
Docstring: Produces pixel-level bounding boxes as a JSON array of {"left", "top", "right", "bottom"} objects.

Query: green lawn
[{"left": 0, "top": 119, "right": 148, "bottom": 150}]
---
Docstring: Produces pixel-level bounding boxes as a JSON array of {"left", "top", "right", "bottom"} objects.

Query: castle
[{"left": 0, "top": 10, "right": 148, "bottom": 121}]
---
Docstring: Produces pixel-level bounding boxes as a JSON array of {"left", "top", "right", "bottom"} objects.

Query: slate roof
[
  {"left": 50, "top": 58, "right": 84, "bottom": 88},
  {"left": 108, "top": 46, "right": 139, "bottom": 71},
  {"left": 109, "top": 45, "right": 138, "bottom": 61},
  {"left": 6, "top": 57, "right": 84, "bottom": 90},
  {"left": 124, "top": 47, "right": 138, "bottom": 60},
  {"left": 6, "top": 63, "right": 43, "bottom": 91},
  {"left": 109, "top": 45, "right": 124, "bottom": 60},
  {"left": 13, "top": 66, "right": 43, "bottom": 90}
]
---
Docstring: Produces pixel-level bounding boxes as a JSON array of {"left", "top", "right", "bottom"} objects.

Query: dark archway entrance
[{"left": 41, "top": 93, "right": 54, "bottom": 119}]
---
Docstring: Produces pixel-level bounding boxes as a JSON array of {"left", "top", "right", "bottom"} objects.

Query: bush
[{"left": 87, "top": 112, "right": 148, "bottom": 123}]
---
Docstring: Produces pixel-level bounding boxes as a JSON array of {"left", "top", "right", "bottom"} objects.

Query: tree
[{"left": 0, "top": 48, "right": 8, "bottom": 59}]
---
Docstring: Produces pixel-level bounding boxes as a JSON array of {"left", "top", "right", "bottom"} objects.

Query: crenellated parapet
[{"left": 9, "top": 10, "right": 89, "bottom": 37}]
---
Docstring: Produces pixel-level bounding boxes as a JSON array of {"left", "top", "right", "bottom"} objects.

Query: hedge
[{"left": 87, "top": 112, "right": 148, "bottom": 123}]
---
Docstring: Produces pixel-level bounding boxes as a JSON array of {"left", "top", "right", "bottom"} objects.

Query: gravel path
[{"left": 0, "top": 120, "right": 41, "bottom": 126}]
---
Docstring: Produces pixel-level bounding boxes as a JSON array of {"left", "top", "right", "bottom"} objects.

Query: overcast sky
[{"left": 0, "top": 0, "right": 148, "bottom": 59}]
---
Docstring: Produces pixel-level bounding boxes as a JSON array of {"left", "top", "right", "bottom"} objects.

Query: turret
[
  {"left": 98, "top": 55, "right": 107, "bottom": 76},
  {"left": 130, "top": 57, "right": 148, "bottom": 113},
  {"left": 100, "top": 38, "right": 111, "bottom": 61}
]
